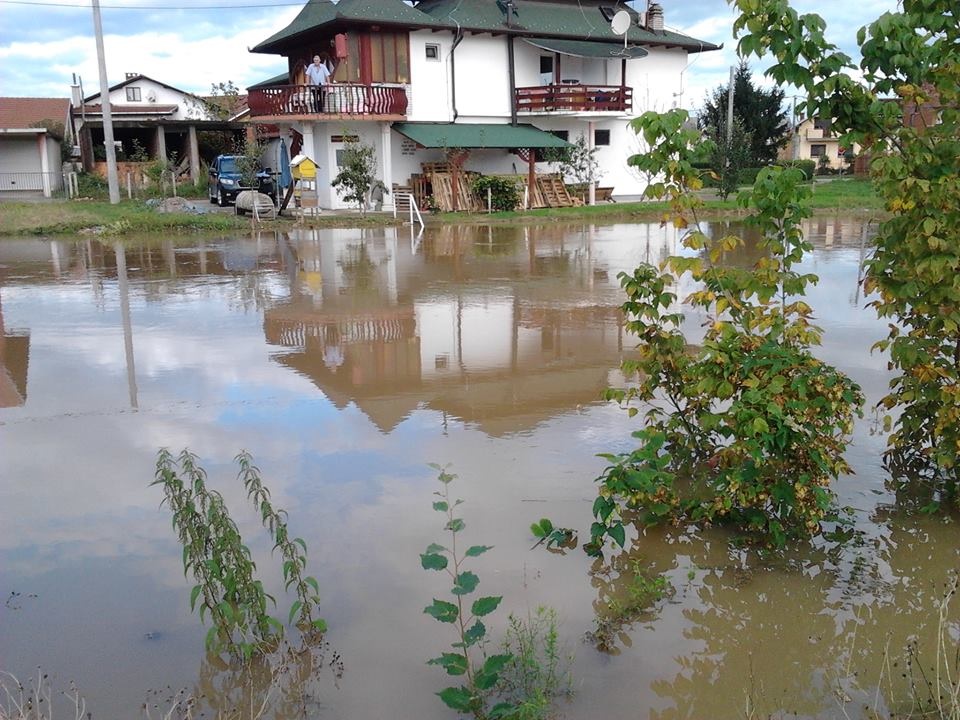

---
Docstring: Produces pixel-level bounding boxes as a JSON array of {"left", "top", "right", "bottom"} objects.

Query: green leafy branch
[{"left": 421, "top": 466, "right": 517, "bottom": 720}]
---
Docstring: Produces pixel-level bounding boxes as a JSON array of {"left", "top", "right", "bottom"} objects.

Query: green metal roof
[
  {"left": 392, "top": 122, "right": 572, "bottom": 149},
  {"left": 524, "top": 37, "right": 648, "bottom": 59},
  {"left": 252, "top": 0, "right": 442, "bottom": 53},
  {"left": 252, "top": 0, "right": 719, "bottom": 57},
  {"left": 247, "top": 71, "right": 290, "bottom": 89},
  {"left": 414, "top": 0, "right": 720, "bottom": 53}
]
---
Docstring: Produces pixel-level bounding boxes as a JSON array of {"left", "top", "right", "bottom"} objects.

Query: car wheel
[
  {"left": 209, "top": 189, "right": 216, "bottom": 205},
  {"left": 217, "top": 188, "right": 227, "bottom": 207}
]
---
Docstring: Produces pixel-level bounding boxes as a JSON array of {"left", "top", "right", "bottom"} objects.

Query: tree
[
  {"left": 698, "top": 60, "right": 789, "bottom": 166},
  {"left": 331, "top": 137, "right": 377, "bottom": 214},
  {"left": 587, "top": 109, "right": 863, "bottom": 554},
  {"left": 732, "top": 0, "right": 960, "bottom": 506},
  {"left": 703, "top": 118, "right": 753, "bottom": 199}
]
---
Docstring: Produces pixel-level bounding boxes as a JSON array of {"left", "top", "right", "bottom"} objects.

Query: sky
[{"left": 0, "top": 0, "right": 900, "bottom": 111}]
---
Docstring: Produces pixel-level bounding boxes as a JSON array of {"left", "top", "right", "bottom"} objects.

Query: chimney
[
  {"left": 647, "top": 2, "right": 664, "bottom": 32},
  {"left": 125, "top": 72, "right": 138, "bottom": 79},
  {"left": 70, "top": 81, "right": 82, "bottom": 107}
]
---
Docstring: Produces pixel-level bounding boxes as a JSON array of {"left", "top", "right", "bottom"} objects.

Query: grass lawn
[{"left": 0, "top": 177, "right": 883, "bottom": 237}]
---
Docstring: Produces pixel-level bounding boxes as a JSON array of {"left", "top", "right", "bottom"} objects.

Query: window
[
  {"left": 810, "top": 143, "right": 826, "bottom": 157},
  {"left": 370, "top": 32, "right": 410, "bottom": 83},
  {"left": 425, "top": 43, "right": 440, "bottom": 61},
  {"left": 125, "top": 87, "right": 141, "bottom": 102},
  {"left": 549, "top": 130, "right": 569, "bottom": 141},
  {"left": 539, "top": 55, "right": 554, "bottom": 86},
  {"left": 594, "top": 129, "right": 611, "bottom": 146}
]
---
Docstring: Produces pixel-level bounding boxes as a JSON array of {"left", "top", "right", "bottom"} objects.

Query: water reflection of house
[
  {"left": 0, "top": 294, "right": 29, "bottom": 407},
  {"left": 265, "top": 224, "right": 626, "bottom": 434}
]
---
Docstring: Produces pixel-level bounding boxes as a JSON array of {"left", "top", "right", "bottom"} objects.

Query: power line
[{"left": 0, "top": 0, "right": 304, "bottom": 8}]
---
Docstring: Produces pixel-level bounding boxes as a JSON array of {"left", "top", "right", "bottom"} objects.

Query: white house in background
[
  {"left": 247, "top": 0, "right": 719, "bottom": 210},
  {"left": 72, "top": 73, "right": 246, "bottom": 180},
  {"left": 780, "top": 117, "right": 853, "bottom": 171},
  {"left": 0, "top": 97, "right": 72, "bottom": 197}
]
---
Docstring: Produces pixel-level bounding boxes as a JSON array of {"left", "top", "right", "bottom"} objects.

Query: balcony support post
[
  {"left": 587, "top": 121, "right": 596, "bottom": 206},
  {"left": 527, "top": 148, "right": 536, "bottom": 209},
  {"left": 380, "top": 122, "right": 395, "bottom": 212}
]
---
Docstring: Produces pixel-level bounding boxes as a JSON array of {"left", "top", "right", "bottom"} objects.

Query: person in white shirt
[{"left": 304, "top": 55, "right": 332, "bottom": 111}]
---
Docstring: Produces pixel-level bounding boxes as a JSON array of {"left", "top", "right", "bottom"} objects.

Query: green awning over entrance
[
  {"left": 391, "top": 122, "right": 572, "bottom": 150},
  {"left": 523, "top": 38, "right": 649, "bottom": 60}
]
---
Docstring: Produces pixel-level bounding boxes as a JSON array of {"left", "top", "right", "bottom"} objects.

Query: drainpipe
[
  {"left": 508, "top": 35, "right": 517, "bottom": 126},
  {"left": 450, "top": 27, "right": 465, "bottom": 121}
]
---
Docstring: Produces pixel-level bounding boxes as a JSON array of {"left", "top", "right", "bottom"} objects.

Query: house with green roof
[{"left": 248, "top": 0, "right": 719, "bottom": 209}]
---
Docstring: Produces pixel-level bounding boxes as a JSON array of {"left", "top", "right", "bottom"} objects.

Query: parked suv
[{"left": 208, "top": 155, "right": 277, "bottom": 206}]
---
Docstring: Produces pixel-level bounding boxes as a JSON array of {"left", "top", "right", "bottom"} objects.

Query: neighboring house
[
  {"left": 0, "top": 97, "right": 72, "bottom": 197},
  {"left": 247, "top": 0, "right": 719, "bottom": 209},
  {"left": 779, "top": 117, "right": 854, "bottom": 171},
  {"left": 72, "top": 73, "right": 246, "bottom": 180}
]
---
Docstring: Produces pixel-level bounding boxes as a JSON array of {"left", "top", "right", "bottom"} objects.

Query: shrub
[
  {"left": 776, "top": 159, "right": 816, "bottom": 181},
  {"left": 472, "top": 175, "right": 521, "bottom": 212},
  {"left": 592, "top": 109, "right": 864, "bottom": 554}
]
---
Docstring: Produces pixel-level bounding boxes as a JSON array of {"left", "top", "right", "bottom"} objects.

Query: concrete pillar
[
  {"left": 37, "top": 134, "right": 51, "bottom": 197},
  {"left": 380, "top": 122, "right": 395, "bottom": 212},
  {"left": 587, "top": 122, "right": 596, "bottom": 206},
  {"left": 188, "top": 125, "right": 200, "bottom": 183},
  {"left": 155, "top": 126, "right": 167, "bottom": 162}
]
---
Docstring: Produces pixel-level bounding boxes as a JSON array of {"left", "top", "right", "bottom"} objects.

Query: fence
[{"left": 0, "top": 171, "right": 75, "bottom": 199}]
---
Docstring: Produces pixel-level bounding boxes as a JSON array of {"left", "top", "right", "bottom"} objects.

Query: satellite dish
[{"left": 611, "top": 10, "right": 631, "bottom": 35}]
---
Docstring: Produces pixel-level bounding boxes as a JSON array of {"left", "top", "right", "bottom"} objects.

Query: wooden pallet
[{"left": 536, "top": 174, "right": 575, "bottom": 208}]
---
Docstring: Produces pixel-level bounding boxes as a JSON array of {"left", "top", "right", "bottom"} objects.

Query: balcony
[
  {"left": 515, "top": 84, "right": 632, "bottom": 115},
  {"left": 248, "top": 83, "right": 408, "bottom": 120}
]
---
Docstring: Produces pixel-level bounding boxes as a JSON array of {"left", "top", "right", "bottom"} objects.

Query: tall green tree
[
  {"left": 732, "top": 0, "right": 960, "bottom": 506},
  {"left": 698, "top": 60, "right": 790, "bottom": 166}
]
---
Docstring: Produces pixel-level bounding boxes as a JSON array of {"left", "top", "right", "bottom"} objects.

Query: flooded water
[{"left": 0, "top": 218, "right": 957, "bottom": 720}]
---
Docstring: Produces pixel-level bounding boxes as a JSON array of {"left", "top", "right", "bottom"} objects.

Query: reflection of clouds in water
[{"left": 1, "top": 220, "right": 944, "bottom": 720}]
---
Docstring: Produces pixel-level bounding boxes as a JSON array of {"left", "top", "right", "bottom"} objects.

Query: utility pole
[
  {"left": 92, "top": 0, "right": 120, "bottom": 204},
  {"left": 726, "top": 65, "right": 735, "bottom": 147}
]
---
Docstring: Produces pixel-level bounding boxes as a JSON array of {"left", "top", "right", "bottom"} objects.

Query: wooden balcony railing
[
  {"left": 248, "top": 84, "right": 408, "bottom": 118},
  {"left": 515, "top": 84, "right": 632, "bottom": 114}
]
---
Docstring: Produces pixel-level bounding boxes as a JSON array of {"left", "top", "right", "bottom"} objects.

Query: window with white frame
[
  {"left": 425, "top": 43, "right": 440, "bottom": 61},
  {"left": 126, "top": 87, "right": 141, "bottom": 101}
]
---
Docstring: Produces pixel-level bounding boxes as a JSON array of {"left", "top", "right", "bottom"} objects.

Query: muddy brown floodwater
[{"left": 0, "top": 218, "right": 957, "bottom": 720}]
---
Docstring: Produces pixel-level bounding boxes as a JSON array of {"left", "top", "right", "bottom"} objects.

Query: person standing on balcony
[{"left": 305, "top": 54, "right": 332, "bottom": 112}]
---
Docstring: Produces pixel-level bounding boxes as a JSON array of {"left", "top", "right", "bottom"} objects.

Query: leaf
[
  {"left": 445, "top": 518, "right": 465, "bottom": 532},
  {"left": 311, "top": 618, "right": 328, "bottom": 632},
  {"left": 304, "top": 576, "right": 320, "bottom": 595},
  {"left": 425, "top": 543, "right": 447, "bottom": 554},
  {"left": 470, "top": 595, "right": 503, "bottom": 617},
  {"left": 464, "top": 545, "right": 492, "bottom": 557},
  {"left": 481, "top": 653, "right": 512, "bottom": 676},
  {"left": 424, "top": 599, "right": 459, "bottom": 623},
  {"left": 462, "top": 620, "right": 486, "bottom": 646},
  {"left": 288, "top": 599, "right": 303, "bottom": 625},
  {"left": 452, "top": 571, "right": 479, "bottom": 595},
  {"left": 420, "top": 552, "right": 449, "bottom": 571},
  {"left": 490, "top": 702, "right": 520, "bottom": 719},
  {"left": 204, "top": 626, "right": 219, "bottom": 652},
  {"left": 432, "top": 501, "right": 449, "bottom": 512},
  {"left": 608, "top": 523, "right": 626, "bottom": 548},
  {"left": 427, "top": 652, "right": 468, "bottom": 676},
  {"left": 190, "top": 584, "right": 203, "bottom": 612},
  {"left": 438, "top": 686, "right": 474, "bottom": 712}
]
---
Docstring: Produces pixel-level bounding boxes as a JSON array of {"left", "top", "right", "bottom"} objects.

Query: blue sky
[{"left": 0, "top": 0, "right": 898, "bottom": 109}]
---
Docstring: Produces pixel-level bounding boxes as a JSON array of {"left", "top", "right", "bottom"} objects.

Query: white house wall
[
  {"left": 450, "top": 35, "right": 512, "bottom": 120},
  {"left": 43, "top": 136, "right": 63, "bottom": 190},
  {"left": 101, "top": 78, "right": 212, "bottom": 120},
  {"left": 409, "top": 30, "right": 452, "bottom": 122}
]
